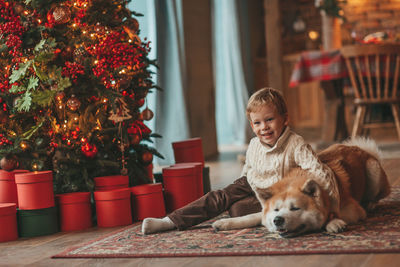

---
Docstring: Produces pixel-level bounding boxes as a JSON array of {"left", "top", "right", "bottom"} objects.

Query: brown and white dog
[{"left": 212, "top": 138, "right": 391, "bottom": 237}]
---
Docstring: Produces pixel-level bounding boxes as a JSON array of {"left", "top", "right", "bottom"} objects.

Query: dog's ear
[
  {"left": 256, "top": 187, "right": 274, "bottom": 201},
  {"left": 301, "top": 179, "right": 321, "bottom": 198}
]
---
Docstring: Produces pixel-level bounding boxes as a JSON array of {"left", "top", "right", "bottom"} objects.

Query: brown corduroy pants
[{"left": 168, "top": 176, "right": 262, "bottom": 230}]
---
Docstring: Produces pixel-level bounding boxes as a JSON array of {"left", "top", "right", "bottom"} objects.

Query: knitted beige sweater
[{"left": 241, "top": 127, "right": 340, "bottom": 212}]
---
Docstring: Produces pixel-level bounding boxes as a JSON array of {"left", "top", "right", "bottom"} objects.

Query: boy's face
[{"left": 249, "top": 104, "right": 288, "bottom": 147}]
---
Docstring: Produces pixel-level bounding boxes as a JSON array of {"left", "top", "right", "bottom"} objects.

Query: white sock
[{"left": 141, "top": 216, "right": 176, "bottom": 234}]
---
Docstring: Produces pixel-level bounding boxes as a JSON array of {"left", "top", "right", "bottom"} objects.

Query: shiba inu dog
[{"left": 212, "top": 138, "right": 390, "bottom": 237}]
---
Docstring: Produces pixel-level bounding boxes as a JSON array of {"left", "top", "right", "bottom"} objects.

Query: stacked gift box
[
  {"left": 0, "top": 137, "right": 209, "bottom": 241},
  {"left": 15, "top": 171, "right": 59, "bottom": 238}
]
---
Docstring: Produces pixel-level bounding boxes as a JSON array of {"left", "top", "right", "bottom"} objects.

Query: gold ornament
[
  {"left": 53, "top": 5, "right": 71, "bottom": 24},
  {"left": 67, "top": 95, "right": 81, "bottom": 111},
  {"left": 73, "top": 46, "right": 87, "bottom": 63}
]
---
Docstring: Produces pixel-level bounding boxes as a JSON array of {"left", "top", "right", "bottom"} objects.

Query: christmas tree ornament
[
  {"left": 55, "top": 91, "right": 66, "bottom": 102},
  {"left": 0, "top": 154, "right": 19, "bottom": 171},
  {"left": 73, "top": 46, "right": 87, "bottom": 63},
  {"left": 123, "top": 18, "right": 139, "bottom": 40},
  {"left": 53, "top": 5, "right": 71, "bottom": 24},
  {"left": 109, "top": 98, "right": 132, "bottom": 123},
  {"left": 66, "top": 95, "right": 81, "bottom": 111},
  {"left": 141, "top": 151, "right": 153, "bottom": 165},
  {"left": 136, "top": 98, "right": 145, "bottom": 108},
  {"left": 13, "top": 3, "right": 25, "bottom": 15},
  {"left": 141, "top": 108, "right": 154, "bottom": 121},
  {"left": 129, "top": 133, "right": 141, "bottom": 145},
  {"left": 81, "top": 143, "right": 98, "bottom": 158}
]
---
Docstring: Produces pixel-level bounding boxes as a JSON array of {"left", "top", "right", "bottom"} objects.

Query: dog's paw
[
  {"left": 212, "top": 218, "right": 234, "bottom": 231},
  {"left": 326, "top": 218, "right": 347, "bottom": 233}
]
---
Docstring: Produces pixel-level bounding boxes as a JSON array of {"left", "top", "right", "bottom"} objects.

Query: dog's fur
[{"left": 212, "top": 138, "right": 391, "bottom": 237}]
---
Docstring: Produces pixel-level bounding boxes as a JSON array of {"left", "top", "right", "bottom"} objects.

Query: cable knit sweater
[{"left": 241, "top": 127, "right": 340, "bottom": 212}]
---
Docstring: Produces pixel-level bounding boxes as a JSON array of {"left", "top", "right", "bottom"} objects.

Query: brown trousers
[{"left": 168, "top": 176, "right": 261, "bottom": 230}]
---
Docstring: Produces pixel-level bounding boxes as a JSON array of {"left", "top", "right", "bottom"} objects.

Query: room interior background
[{"left": 130, "top": 0, "right": 400, "bottom": 165}]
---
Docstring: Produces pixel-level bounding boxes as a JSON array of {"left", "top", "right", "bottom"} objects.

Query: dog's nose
[{"left": 274, "top": 216, "right": 285, "bottom": 226}]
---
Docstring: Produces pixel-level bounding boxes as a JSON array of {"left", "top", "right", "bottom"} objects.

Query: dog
[{"left": 212, "top": 138, "right": 391, "bottom": 237}]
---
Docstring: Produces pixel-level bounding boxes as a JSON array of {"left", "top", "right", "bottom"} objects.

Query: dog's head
[{"left": 256, "top": 169, "right": 331, "bottom": 237}]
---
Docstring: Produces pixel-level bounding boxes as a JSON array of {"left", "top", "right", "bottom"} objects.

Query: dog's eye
[
  {"left": 274, "top": 208, "right": 279, "bottom": 212},
  {"left": 290, "top": 207, "right": 300, "bottom": 211}
]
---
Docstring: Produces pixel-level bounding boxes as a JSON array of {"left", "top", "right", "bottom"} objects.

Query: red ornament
[
  {"left": 67, "top": 95, "right": 81, "bottom": 111},
  {"left": 129, "top": 133, "right": 141, "bottom": 145},
  {"left": 136, "top": 98, "right": 145, "bottom": 108},
  {"left": 81, "top": 143, "right": 98, "bottom": 158},
  {"left": 141, "top": 151, "right": 153, "bottom": 164}
]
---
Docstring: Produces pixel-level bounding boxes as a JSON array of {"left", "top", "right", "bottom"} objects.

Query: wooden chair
[{"left": 340, "top": 44, "right": 400, "bottom": 140}]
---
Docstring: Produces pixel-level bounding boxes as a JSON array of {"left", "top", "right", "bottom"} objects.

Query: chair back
[{"left": 340, "top": 44, "right": 400, "bottom": 104}]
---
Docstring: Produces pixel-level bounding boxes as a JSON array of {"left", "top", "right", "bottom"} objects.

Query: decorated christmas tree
[{"left": 0, "top": 0, "right": 162, "bottom": 193}]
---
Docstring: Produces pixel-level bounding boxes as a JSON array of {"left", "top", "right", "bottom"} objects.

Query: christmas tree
[{"left": 0, "top": 0, "right": 162, "bottom": 193}]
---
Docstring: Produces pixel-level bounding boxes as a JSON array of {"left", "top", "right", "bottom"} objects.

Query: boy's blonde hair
[{"left": 246, "top": 87, "right": 288, "bottom": 120}]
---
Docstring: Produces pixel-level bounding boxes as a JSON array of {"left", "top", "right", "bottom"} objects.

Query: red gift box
[
  {"left": 171, "top": 162, "right": 204, "bottom": 198},
  {"left": 131, "top": 183, "right": 166, "bottom": 221},
  {"left": 15, "top": 171, "right": 55, "bottom": 210},
  {"left": 94, "top": 188, "right": 132, "bottom": 227},
  {"left": 0, "top": 203, "right": 18, "bottom": 242},
  {"left": 56, "top": 192, "right": 92, "bottom": 232},
  {"left": 172, "top": 137, "right": 204, "bottom": 164},
  {"left": 94, "top": 175, "right": 129, "bottom": 191},
  {"left": 0, "top": 170, "right": 29, "bottom": 207},
  {"left": 162, "top": 165, "right": 198, "bottom": 212}
]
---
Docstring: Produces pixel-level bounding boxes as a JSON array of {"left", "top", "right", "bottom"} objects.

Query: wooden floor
[{"left": 1, "top": 131, "right": 400, "bottom": 266}]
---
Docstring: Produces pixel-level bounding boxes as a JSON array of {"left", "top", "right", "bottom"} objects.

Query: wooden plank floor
[{"left": 1, "top": 137, "right": 400, "bottom": 266}]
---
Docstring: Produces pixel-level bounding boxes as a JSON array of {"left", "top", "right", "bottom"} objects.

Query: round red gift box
[
  {"left": 94, "top": 175, "right": 129, "bottom": 191},
  {"left": 171, "top": 162, "right": 204, "bottom": 198},
  {"left": 57, "top": 192, "right": 92, "bottom": 232},
  {"left": 94, "top": 188, "right": 132, "bottom": 227},
  {"left": 0, "top": 170, "right": 29, "bottom": 207},
  {"left": 131, "top": 183, "right": 166, "bottom": 221},
  {"left": 15, "top": 171, "right": 55, "bottom": 210},
  {"left": 0, "top": 203, "right": 18, "bottom": 242},
  {"left": 162, "top": 165, "right": 198, "bottom": 212},
  {"left": 172, "top": 137, "right": 204, "bottom": 164}
]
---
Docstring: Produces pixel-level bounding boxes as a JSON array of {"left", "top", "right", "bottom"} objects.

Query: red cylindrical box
[
  {"left": 15, "top": 171, "right": 55, "bottom": 210},
  {"left": 94, "top": 175, "right": 129, "bottom": 191},
  {"left": 162, "top": 165, "right": 198, "bottom": 212},
  {"left": 94, "top": 188, "right": 132, "bottom": 227},
  {"left": 0, "top": 203, "right": 18, "bottom": 242},
  {"left": 171, "top": 162, "right": 204, "bottom": 198},
  {"left": 131, "top": 183, "right": 166, "bottom": 221},
  {"left": 57, "top": 192, "right": 92, "bottom": 232},
  {"left": 0, "top": 170, "right": 29, "bottom": 207},
  {"left": 172, "top": 137, "right": 204, "bottom": 164}
]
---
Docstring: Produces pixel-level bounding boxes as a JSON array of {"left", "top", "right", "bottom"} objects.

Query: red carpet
[{"left": 53, "top": 186, "right": 400, "bottom": 258}]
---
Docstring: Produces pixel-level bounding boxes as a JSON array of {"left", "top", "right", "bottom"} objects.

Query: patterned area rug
[{"left": 53, "top": 186, "right": 400, "bottom": 258}]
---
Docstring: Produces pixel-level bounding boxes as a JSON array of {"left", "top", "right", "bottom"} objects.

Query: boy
[{"left": 142, "top": 87, "right": 339, "bottom": 234}]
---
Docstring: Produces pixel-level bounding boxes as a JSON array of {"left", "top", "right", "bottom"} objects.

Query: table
[{"left": 289, "top": 49, "right": 350, "bottom": 143}]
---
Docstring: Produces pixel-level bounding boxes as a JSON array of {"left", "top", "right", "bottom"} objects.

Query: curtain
[
  {"left": 212, "top": 0, "right": 252, "bottom": 146},
  {"left": 130, "top": 0, "right": 253, "bottom": 163},
  {"left": 130, "top": 0, "right": 190, "bottom": 165}
]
